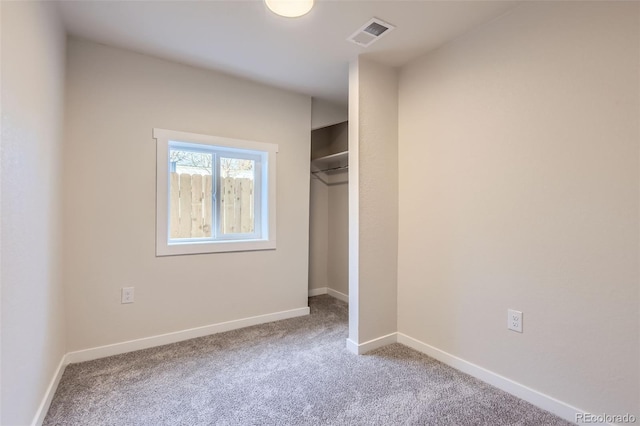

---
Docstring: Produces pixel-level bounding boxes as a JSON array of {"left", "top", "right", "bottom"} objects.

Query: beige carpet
[{"left": 44, "top": 295, "right": 571, "bottom": 425}]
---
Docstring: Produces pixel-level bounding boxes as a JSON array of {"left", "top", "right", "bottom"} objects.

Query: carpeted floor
[{"left": 44, "top": 295, "right": 571, "bottom": 425}]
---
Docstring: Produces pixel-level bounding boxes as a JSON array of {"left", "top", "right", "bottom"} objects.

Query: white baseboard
[
  {"left": 66, "top": 306, "right": 310, "bottom": 364},
  {"left": 32, "top": 354, "right": 68, "bottom": 426},
  {"left": 346, "top": 332, "right": 398, "bottom": 355},
  {"left": 32, "top": 306, "right": 310, "bottom": 423},
  {"left": 309, "top": 287, "right": 348, "bottom": 303},
  {"left": 32, "top": 311, "right": 587, "bottom": 426},
  {"left": 397, "top": 333, "right": 586, "bottom": 424},
  {"left": 326, "top": 288, "right": 349, "bottom": 303},
  {"left": 308, "top": 287, "right": 328, "bottom": 297}
]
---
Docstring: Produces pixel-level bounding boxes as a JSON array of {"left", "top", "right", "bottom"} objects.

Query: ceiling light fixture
[{"left": 265, "top": 0, "right": 314, "bottom": 18}]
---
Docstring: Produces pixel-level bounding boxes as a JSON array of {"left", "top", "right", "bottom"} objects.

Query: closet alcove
[{"left": 308, "top": 121, "right": 349, "bottom": 302}]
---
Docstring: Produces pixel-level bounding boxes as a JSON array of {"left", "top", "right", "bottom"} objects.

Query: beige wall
[
  {"left": 63, "top": 39, "right": 311, "bottom": 351},
  {"left": 309, "top": 177, "right": 328, "bottom": 291},
  {"left": 398, "top": 1, "right": 639, "bottom": 416},
  {"left": 1, "top": 2, "right": 67, "bottom": 424},
  {"left": 327, "top": 182, "right": 348, "bottom": 296},
  {"left": 311, "top": 98, "right": 347, "bottom": 131},
  {"left": 308, "top": 179, "right": 348, "bottom": 296},
  {"left": 349, "top": 58, "right": 398, "bottom": 343}
]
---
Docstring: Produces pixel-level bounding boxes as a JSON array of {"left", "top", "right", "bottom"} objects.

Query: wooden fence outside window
[{"left": 169, "top": 173, "right": 254, "bottom": 238}]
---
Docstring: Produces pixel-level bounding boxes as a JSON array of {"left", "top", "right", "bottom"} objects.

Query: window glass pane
[
  {"left": 220, "top": 157, "right": 255, "bottom": 235},
  {"left": 169, "top": 149, "right": 213, "bottom": 239}
]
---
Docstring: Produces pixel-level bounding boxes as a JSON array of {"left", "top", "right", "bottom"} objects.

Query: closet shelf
[{"left": 311, "top": 151, "right": 348, "bottom": 170}]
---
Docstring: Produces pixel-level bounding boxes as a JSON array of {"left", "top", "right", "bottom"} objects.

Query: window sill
[{"left": 157, "top": 239, "right": 276, "bottom": 256}]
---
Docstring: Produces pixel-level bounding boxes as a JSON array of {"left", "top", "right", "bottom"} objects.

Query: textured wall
[
  {"left": 398, "top": 1, "right": 639, "bottom": 416},
  {"left": 349, "top": 58, "right": 398, "bottom": 343},
  {"left": 63, "top": 39, "right": 311, "bottom": 351},
  {"left": 1, "top": 2, "right": 67, "bottom": 424}
]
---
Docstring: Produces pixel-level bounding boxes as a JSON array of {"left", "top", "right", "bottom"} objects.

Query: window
[{"left": 154, "top": 128, "right": 277, "bottom": 256}]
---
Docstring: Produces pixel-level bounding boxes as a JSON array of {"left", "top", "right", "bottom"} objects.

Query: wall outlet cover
[
  {"left": 508, "top": 309, "right": 522, "bottom": 333},
  {"left": 121, "top": 287, "right": 135, "bottom": 304}
]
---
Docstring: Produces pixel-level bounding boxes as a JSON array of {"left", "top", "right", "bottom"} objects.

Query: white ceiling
[{"left": 56, "top": 1, "right": 517, "bottom": 106}]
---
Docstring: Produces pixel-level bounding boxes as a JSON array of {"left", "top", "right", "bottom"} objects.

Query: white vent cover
[{"left": 347, "top": 18, "right": 395, "bottom": 48}]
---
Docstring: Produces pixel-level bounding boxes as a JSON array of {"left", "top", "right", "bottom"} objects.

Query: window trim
[{"left": 154, "top": 128, "right": 278, "bottom": 256}]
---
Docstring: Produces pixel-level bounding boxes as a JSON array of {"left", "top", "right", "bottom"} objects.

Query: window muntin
[{"left": 154, "top": 129, "right": 277, "bottom": 256}]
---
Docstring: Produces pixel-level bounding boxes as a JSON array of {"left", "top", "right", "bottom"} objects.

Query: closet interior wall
[{"left": 309, "top": 122, "right": 349, "bottom": 299}]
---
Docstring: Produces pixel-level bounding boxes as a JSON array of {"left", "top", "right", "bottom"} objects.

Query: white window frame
[{"left": 154, "top": 128, "right": 277, "bottom": 256}]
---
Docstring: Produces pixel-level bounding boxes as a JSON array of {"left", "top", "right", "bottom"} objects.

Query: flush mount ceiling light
[{"left": 265, "top": 0, "right": 314, "bottom": 18}]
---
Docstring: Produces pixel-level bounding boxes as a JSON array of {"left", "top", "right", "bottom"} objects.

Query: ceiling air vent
[{"left": 348, "top": 18, "right": 395, "bottom": 48}]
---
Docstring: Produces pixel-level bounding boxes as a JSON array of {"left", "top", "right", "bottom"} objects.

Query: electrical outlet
[
  {"left": 507, "top": 309, "right": 522, "bottom": 333},
  {"left": 121, "top": 287, "right": 134, "bottom": 304}
]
